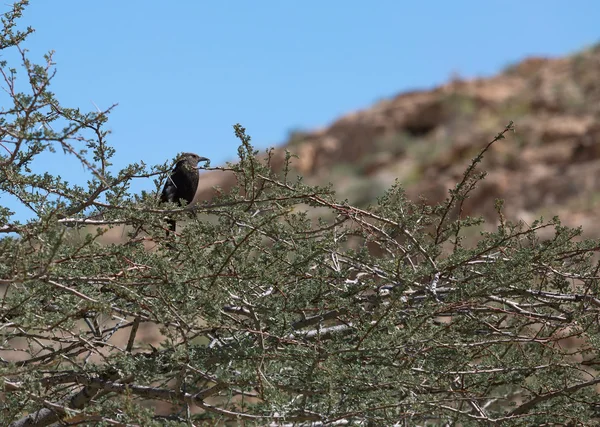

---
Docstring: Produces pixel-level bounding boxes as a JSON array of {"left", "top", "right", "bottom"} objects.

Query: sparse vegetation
[{"left": 286, "top": 128, "right": 311, "bottom": 147}]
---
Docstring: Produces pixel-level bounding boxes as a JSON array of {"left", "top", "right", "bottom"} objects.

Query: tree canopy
[{"left": 2, "top": 2, "right": 600, "bottom": 425}]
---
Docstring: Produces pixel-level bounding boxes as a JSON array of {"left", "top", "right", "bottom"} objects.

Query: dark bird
[{"left": 160, "top": 152, "right": 209, "bottom": 234}]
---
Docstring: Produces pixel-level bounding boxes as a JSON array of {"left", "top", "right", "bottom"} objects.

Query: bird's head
[{"left": 178, "top": 152, "right": 210, "bottom": 168}]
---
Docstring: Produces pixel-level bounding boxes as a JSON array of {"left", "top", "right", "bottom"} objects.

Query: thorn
[{"left": 91, "top": 100, "right": 102, "bottom": 113}]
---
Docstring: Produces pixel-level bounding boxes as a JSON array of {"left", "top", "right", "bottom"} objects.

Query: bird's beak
[{"left": 197, "top": 157, "right": 210, "bottom": 167}]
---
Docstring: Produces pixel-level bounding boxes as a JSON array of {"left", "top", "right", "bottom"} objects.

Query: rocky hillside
[{"left": 197, "top": 43, "right": 600, "bottom": 236}]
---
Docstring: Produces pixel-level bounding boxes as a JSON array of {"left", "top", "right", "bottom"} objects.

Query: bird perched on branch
[{"left": 160, "top": 152, "right": 209, "bottom": 234}]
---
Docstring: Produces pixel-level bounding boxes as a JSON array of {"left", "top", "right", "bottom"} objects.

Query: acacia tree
[{"left": 2, "top": 3, "right": 600, "bottom": 426}]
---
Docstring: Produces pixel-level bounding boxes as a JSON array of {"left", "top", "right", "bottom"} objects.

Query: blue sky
[{"left": 3, "top": 1, "right": 600, "bottom": 218}]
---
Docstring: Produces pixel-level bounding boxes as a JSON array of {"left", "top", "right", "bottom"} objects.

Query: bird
[{"left": 160, "top": 152, "right": 209, "bottom": 234}]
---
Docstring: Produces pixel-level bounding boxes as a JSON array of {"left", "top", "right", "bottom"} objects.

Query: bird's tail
[{"left": 165, "top": 218, "right": 176, "bottom": 237}]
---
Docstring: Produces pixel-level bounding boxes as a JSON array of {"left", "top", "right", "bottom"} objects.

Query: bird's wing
[
  {"left": 189, "top": 168, "right": 204, "bottom": 206},
  {"left": 160, "top": 172, "right": 179, "bottom": 204}
]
